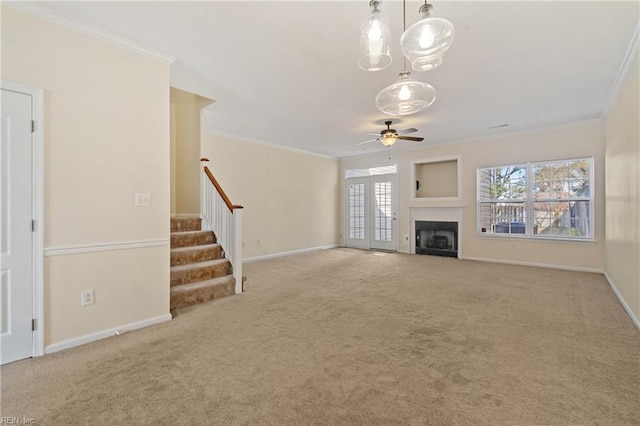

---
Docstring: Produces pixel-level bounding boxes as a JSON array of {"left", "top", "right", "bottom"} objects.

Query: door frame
[{"left": 2, "top": 80, "right": 44, "bottom": 358}]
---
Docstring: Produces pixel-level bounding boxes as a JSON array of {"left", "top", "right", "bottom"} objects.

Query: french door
[{"left": 345, "top": 174, "right": 397, "bottom": 251}]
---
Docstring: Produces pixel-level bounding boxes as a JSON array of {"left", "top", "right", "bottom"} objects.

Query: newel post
[
  {"left": 200, "top": 158, "right": 209, "bottom": 227},
  {"left": 233, "top": 207, "right": 244, "bottom": 294}
]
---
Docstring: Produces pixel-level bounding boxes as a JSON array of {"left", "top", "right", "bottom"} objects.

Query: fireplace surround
[{"left": 410, "top": 207, "right": 462, "bottom": 258}]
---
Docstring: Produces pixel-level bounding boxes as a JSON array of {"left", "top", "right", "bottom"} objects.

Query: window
[
  {"left": 345, "top": 165, "right": 396, "bottom": 179},
  {"left": 477, "top": 158, "right": 593, "bottom": 240}
]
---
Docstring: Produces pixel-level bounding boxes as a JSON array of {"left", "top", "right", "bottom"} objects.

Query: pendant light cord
[{"left": 402, "top": 0, "right": 408, "bottom": 73}]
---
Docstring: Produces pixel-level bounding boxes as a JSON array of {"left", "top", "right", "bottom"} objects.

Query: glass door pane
[{"left": 370, "top": 174, "right": 396, "bottom": 251}]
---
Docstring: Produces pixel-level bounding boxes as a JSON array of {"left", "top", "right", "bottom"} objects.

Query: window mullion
[{"left": 526, "top": 162, "right": 534, "bottom": 237}]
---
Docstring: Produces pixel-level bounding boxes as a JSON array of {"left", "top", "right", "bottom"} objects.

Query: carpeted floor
[{"left": 2, "top": 248, "right": 639, "bottom": 425}]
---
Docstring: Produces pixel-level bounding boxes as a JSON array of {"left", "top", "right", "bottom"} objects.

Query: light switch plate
[{"left": 135, "top": 193, "right": 151, "bottom": 207}]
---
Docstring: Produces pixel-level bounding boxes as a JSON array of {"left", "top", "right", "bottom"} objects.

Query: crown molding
[
  {"left": 602, "top": 21, "right": 640, "bottom": 116},
  {"left": 340, "top": 117, "right": 603, "bottom": 160},
  {"left": 205, "top": 127, "right": 338, "bottom": 161},
  {"left": 4, "top": 1, "right": 176, "bottom": 65}
]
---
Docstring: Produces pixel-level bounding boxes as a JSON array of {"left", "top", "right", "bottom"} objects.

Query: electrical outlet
[
  {"left": 135, "top": 193, "right": 151, "bottom": 207},
  {"left": 81, "top": 290, "right": 95, "bottom": 306},
  {"left": 256, "top": 240, "right": 261, "bottom": 246}
]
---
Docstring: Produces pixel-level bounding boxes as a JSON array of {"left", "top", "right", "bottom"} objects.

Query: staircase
[{"left": 170, "top": 217, "right": 236, "bottom": 311}]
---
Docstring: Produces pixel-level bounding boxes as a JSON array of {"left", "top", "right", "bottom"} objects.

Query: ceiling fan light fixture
[
  {"left": 381, "top": 133, "right": 398, "bottom": 146},
  {"left": 400, "top": 2, "right": 455, "bottom": 71},
  {"left": 375, "top": 71, "right": 437, "bottom": 116},
  {"left": 358, "top": 0, "right": 393, "bottom": 71}
]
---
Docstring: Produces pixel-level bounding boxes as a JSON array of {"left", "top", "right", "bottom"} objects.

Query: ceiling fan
[{"left": 357, "top": 121, "right": 424, "bottom": 147}]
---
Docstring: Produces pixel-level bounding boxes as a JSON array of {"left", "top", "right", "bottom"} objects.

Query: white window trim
[{"left": 477, "top": 157, "right": 595, "bottom": 242}]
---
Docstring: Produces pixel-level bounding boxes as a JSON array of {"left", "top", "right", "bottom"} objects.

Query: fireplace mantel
[{"left": 410, "top": 207, "right": 463, "bottom": 257}]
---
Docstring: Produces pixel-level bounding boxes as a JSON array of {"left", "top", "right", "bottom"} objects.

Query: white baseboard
[
  {"left": 604, "top": 272, "right": 640, "bottom": 329},
  {"left": 170, "top": 213, "right": 200, "bottom": 218},
  {"left": 462, "top": 256, "right": 604, "bottom": 274},
  {"left": 44, "top": 313, "right": 172, "bottom": 354},
  {"left": 244, "top": 244, "right": 339, "bottom": 263}
]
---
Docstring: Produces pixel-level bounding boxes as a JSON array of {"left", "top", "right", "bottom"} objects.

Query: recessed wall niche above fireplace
[
  {"left": 412, "top": 156, "right": 461, "bottom": 201},
  {"left": 416, "top": 221, "right": 458, "bottom": 258}
]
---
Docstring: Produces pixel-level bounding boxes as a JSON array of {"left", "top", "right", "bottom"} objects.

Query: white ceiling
[{"left": 33, "top": 1, "right": 639, "bottom": 158}]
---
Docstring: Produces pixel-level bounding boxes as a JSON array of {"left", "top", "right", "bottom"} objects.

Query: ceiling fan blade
[
  {"left": 397, "top": 128, "right": 418, "bottom": 135},
  {"left": 355, "top": 138, "right": 380, "bottom": 146},
  {"left": 397, "top": 136, "right": 424, "bottom": 142},
  {"left": 365, "top": 132, "right": 382, "bottom": 136}
]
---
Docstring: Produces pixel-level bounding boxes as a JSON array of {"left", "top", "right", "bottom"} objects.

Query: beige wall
[
  {"left": 201, "top": 132, "right": 339, "bottom": 259},
  {"left": 341, "top": 119, "right": 606, "bottom": 271},
  {"left": 416, "top": 159, "right": 458, "bottom": 198},
  {"left": 2, "top": 7, "right": 170, "bottom": 346},
  {"left": 604, "top": 45, "right": 640, "bottom": 323},
  {"left": 170, "top": 87, "right": 212, "bottom": 215}
]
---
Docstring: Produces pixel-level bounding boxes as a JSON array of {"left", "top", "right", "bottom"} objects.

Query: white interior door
[
  {"left": 370, "top": 174, "right": 396, "bottom": 251},
  {"left": 345, "top": 174, "right": 397, "bottom": 251},
  {"left": 345, "top": 177, "right": 369, "bottom": 249},
  {"left": 1, "top": 88, "right": 34, "bottom": 364}
]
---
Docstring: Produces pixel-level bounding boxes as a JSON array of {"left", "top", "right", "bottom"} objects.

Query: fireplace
[{"left": 415, "top": 221, "right": 458, "bottom": 258}]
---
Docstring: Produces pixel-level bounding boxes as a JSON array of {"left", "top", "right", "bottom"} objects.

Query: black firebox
[{"left": 415, "top": 221, "right": 458, "bottom": 258}]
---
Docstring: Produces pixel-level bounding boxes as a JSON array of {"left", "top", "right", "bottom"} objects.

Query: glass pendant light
[
  {"left": 400, "top": 2, "right": 455, "bottom": 71},
  {"left": 375, "top": 71, "right": 436, "bottom": 116},
  {"left": 358, "top": 0, "right": 393, "bottom": 71}
]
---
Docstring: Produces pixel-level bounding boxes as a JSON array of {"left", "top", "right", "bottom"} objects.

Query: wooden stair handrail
[{"left": 203, "top": 166, "right": 243, "bottom": 211}]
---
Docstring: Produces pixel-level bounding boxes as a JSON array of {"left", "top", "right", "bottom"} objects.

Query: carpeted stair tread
[
  {"left": 168, "top": 218, "right": 236, "bottom": 309},
  {"left": 170, "top": 243, "right": 224, "bottom": 266},
  {"left": 170, "top": 275, "right": 236, "bottom": 310},
  {"left": 171, "top": 275, "right": 235, "bottom": 293},
  {"left": 171, "top": 243, "right": 220, "bottom": 253},
  {"left": 170, "top": 258, "right": 232, "bottom": 286},
  {"left": 170, "top": 258, "right": 229, "bottom": 272},
  {"left": 170, "top": 217, "right": 202, "bottom": 232},
  {"left": 170, "top": 230, "right": 216, "bottom": 248}
]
